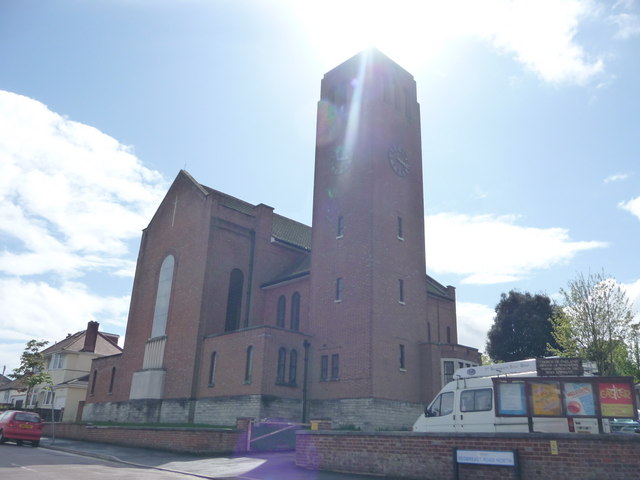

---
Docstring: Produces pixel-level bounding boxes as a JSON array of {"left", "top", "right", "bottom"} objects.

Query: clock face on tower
[
  {"left": 330, "top": 145, "right": 352, "bottom": 175},
  {"left": 388, "top": 146, "right": 409, "bottom": 177}
]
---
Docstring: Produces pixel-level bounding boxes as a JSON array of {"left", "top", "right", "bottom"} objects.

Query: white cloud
[
  {"left": 619, "top": 196, "right": 640, "bottom": 220},
  {"left": 610, "top": 12, "right": 640, "bottom": 39},
  {"left": 604, "top": 172, "right": 630, "bottom": 183},
  {"left": 621, "top": 278, "right": 640, "bottom": 318},
  {"left": 0, "top": 90, "right": 168, "bottom": 374},
  {"left": 477, "top": 0, "right": 604, "bottom": 85},
  {"left": 0, "top": 90, "right": 167, "bottom": 278},
  {"left": 426, "top": 213, "right": 607, "bottom": 284},
  {"left": 289, "top": 0, "right": 606, "bottom": 86},
  {"left": 456, "top": 302, "right": 495, "bottom": 352}
]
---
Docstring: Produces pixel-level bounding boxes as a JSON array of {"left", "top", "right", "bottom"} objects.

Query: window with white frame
[{"left": 49, "top": 353, "right": 64, "bottom": 369}]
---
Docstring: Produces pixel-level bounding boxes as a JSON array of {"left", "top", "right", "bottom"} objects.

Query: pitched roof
[
  {"left": 195, "top": 175, "right": 312, "bottom": 251},
  {"left": 0, "top": 377, "right": 27, "bottom": 392},
  {"left": 42, "top": 330, "right": 121, "bottom": 356},
  {"left": 261, "top": 255, "right": 311, "bottom": 288},
  {"left": 426, "top": 274, "right": 455, "bottom": 301}
]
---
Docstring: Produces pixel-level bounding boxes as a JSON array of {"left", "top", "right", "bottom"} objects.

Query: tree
[
  {"left": 10, "top": 339, "right": 52, "bottom": 406},
  {"left": 549, "top": 271, "right": 635, "bottom": 376},
  {"left": 486, "top": 290, "right": 558, "bottom": 362}
]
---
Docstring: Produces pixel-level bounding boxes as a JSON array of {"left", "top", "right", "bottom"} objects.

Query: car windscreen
[{"left": 14, "top": 413, "right": 41, "bottom": 423}]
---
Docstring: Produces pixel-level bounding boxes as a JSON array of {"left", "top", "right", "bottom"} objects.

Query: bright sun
[{"left": 286, "top": 0, "right": 461, "bottom": 72}]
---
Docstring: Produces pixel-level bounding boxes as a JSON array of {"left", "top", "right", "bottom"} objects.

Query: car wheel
[
  {"left": 32, "top": 440, "right": 39, "bottom": 448},
  {"left": 0, "top": 430, "right": 5, "bottom": 443},
  {"left": 16, "top": 440, "right": 23, "bottom": 446}
]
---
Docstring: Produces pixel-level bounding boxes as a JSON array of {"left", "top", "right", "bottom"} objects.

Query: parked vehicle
[
  {"left": 413, "top": 359, "right": 637, "bottom": 434},
  {"left": 611, "top": 418, "right": 640, "bottom": 434},
  {"left": 0, "top": 410, "right": 44, "bottom": 447}
]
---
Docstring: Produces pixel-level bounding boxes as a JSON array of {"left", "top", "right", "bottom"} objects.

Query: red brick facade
[
  {"left": 84, "top": 49, "right": 480, "bottom": 429},
  {"left": 296, "top": 430, "right": 640, "bottom": 479}
]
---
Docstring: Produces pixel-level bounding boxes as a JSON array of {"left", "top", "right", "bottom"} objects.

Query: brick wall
[
  {"left": 42, "top": 423, "right": 245, "bottom": 454},
  {"left": 296, "top": 431, "right": 640, "bottom": 480}
]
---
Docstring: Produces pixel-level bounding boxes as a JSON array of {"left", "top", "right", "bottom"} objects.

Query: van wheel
[{"left": 32, "top": 440, "right": 39, "bottom": 448}]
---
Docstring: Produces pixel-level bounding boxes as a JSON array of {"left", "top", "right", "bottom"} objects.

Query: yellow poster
[{"left": 531, "top": 382, "right": 562, "bottom": 416}]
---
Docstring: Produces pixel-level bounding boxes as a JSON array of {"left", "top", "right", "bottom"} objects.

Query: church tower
[{"left": 308, "top": 49, "right": 431, "bottom": 425}]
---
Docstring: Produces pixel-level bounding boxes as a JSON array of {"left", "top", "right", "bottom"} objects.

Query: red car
[{"left": 0, "top": 410, "right": 44, "bottom": 447}]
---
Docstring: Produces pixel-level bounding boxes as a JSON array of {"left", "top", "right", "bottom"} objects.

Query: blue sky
[{"left": 1, "top": 0, "right": 639, "bottom": 374}]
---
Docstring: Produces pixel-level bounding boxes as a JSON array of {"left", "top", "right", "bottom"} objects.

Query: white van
[{"left": 413, "top": 360, "right": 609, "bottom": 434}]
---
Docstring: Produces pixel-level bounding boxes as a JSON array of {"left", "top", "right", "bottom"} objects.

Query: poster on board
[
  {"left": 496, "top": 382, "right": 527, "bottom": 416},
  {"left": 563, "top": 382, "right": 596, "bottom": 416},
  {"left": 531, "top": 382, "right": 563, "bottom": 416},
  {"left": 598, "top": 382, "right": 635, "bottom": 417}
]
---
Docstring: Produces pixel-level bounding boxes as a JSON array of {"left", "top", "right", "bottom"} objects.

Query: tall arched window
[
  {"left": 290, "top": 292, "right": 300, "bottom": 331},
  {"left": 108, "top": 367, "right": 116, "bottom": 394},
  {"left": 151, "top": 255, "right": 175, "bottom": 338},
  {"left": 244, "top": 345, "right": 253, "bottom": 384},
  {"left": 208, "top": 352, "right": 217, "bottom": 386},
  {"left": 276, "top": 295, "right": 286, "bottom": 328},
  {"left": 225, "top": 269, "right": 244, "bottom": 332},
  {"left": 277, "top": 347, "right": 287, "bottom": 384},
  {"left": 90, "top": 370, "right": 98, "bottom": 395},
  {"left": 289, "top": 349, "right": 298, "bottom": 385}
]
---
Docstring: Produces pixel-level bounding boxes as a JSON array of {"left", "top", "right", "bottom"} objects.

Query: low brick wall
[
  {"left": 296, "top": 431, "right": 640, "bottom": 480},
  {"left": 43, "top": 422, "right": 246, "bottom": 454}
]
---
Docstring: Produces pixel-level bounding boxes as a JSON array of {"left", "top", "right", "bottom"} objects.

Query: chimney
[{"left": 83, "top": 321, "right": 99, "bottom": 352}]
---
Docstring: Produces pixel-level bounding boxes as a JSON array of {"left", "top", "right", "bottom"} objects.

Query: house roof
[
  {"left": 0, "top": 373, "right": 10, "bottom": 385},
  {"left": 0, "top": 377, "right": 27, "bottom": 392},
  {"left": 42, "top": 329, "right": 122, "bottom": 356}
]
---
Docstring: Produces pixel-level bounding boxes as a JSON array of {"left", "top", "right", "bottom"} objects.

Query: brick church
[{"left": 84, "top": 49, "right": 480, "bottom": 429}]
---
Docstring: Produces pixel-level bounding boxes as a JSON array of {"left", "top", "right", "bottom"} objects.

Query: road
[{"left": 0, "top": 443, "right": 197, "bottom": 480}]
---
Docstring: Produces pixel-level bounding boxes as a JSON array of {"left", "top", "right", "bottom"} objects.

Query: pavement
[{"left": 39, "top": 436, "right": 383, "bottom": 480}]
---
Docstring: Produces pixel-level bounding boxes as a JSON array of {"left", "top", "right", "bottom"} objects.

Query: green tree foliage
[
  {"left": 486, "top": 290, "right": 558, "bottom": 362},
  {"left": 549, "top": 271, "right": 635, "bottom": 376},
  {"left": 10, "top": 339, "right": 52, "bottom": 403}
]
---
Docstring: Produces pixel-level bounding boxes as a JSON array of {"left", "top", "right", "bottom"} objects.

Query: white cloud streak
[
  {"left": 290, "top": 0, "right": 609, "bottom": 86},
  {"left": 620, "top": 196, "right": 640, "bottom": 220},
  {"left": 426, "top": 213, "right": 607, "bottom": 284},
  {"left": 604, "top": 172, "right": 630, "bottom": 183},
  {"left": 456, "top": 301, "right": 495, "bottom": 352}
]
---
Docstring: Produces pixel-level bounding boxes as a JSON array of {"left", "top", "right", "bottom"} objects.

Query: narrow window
[
  {"left": 337, "top": 215, "right": 344, "bottom": 237},
  {"left": 427, "top": 322, "right": 432, "bottom": 342},
  {"left": 152, "top": 255, "right": 175, "bottom": 338},
  {"left": 331, "top": 354, "right": 340, "bottom": 380},
  {"left": 290, "top": 292, "right": 300, "bottom": 331},
  {"left": 443, "top": 360, "right": 454, "bottom": 385},
  {"left": 277, "top": 348, "right": 287, "bottom": 384},
  {"left": 244, "top": 346, "right": 253, "bottom": 384},
  {"left": 335, "top": 277, "right": 343, "bottom": 302},
  {"left": 398, "top": 279, "right": 405, "bottom": 303},
  {"left": 276, "top": 295, "right": 286, "bottom": 328},
  {"left": 90, "top": 369, "right": 97, "bottom": 395},
  {"left": 397, "top": 217, "right": 403, "bottom": 239},
  {"left": 399, "top": 344, "right": 406, "bottom": 370},
  {"left": 208, "top": 352, "right": 217, "bottom": 386},
  {"left": 289, "top": 349, "right": 298, "bottom": 385},
  {"left": 446, "top": 326, "right": 451, "bottom": 344},
  {"left": 320, "top": 355, "right": 329, "bottom": 381},
  {"left": 225, "top": 269, "right": 244, "bottom": 332},
  {"left": 108, "top": 367, "right": 116, "bottom": 394}
]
